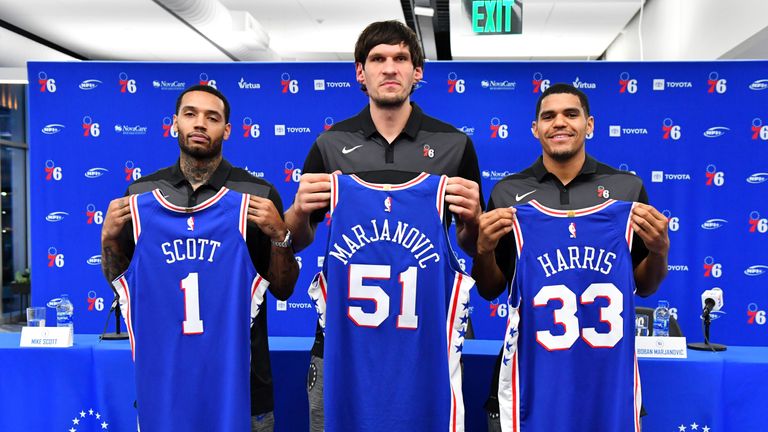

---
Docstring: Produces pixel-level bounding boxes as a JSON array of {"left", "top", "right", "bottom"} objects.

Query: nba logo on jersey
[
  {"left": 499, "top": 199, "right": 641, "bottom": 432},
  {"left": 113, "top": 187, "right": 268, "bottom": 432},
  {"left": 309, "top": 173, "right": 474, "bottom": 432}
]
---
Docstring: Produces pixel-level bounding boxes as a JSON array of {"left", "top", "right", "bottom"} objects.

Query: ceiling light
[{"left": 414, "top": 6, "right": 435, "bottom": 17}]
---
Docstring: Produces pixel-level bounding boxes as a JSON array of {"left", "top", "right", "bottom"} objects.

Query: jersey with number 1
[
  {"left": 309, "top": 173, "right": 474, "bottom": 432},
  {"left": 113, "top": 187, "right": 268, "bottom": 432},
  {"left": 498, "top": 199, "right": 641, "bottom": 432}
]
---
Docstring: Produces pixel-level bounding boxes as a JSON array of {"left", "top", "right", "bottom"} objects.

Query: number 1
[{"left": 181, "top": 272, "right": 204, "bottom": 334}]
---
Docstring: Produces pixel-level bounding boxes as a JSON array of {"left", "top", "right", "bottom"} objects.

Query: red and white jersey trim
[
  {"left": 528, "top": 198, "right": 617, "bottom": 217},
  {"left": 436, "top": 175, "right": 448, "bottom": 221},
  {"left": 349, "top": 172, "right": 430, "bottom": 191},
  {"left": 130, "top": 194, "right": 141, "bottom": 243},
  {"left": 152, "top": 187, "right": 229, "bottom": 213},
  {"left": 239, "top": 193, "right": 250, "bottom": 241},
  {"left": 112, "top": 275, "right": 136, "bottom": 360},
  {"left": 250, "top": 275, "right": 269, "bottom": 327}
]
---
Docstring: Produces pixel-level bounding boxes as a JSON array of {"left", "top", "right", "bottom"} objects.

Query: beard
[
  {"left": 548, "top": 147, "right": 580, "bottom": 163},
  {"left": 370, "top": 91, "right": 409, "bottom": 109},
  {"left": 177, "top": 134, "right": 222, "bottom": 160}
]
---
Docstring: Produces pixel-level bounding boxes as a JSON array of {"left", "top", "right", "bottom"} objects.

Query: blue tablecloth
[{"left": 0, "top": 334, "right": 765, "bottom": 431}]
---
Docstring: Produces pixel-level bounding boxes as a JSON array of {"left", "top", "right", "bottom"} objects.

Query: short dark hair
[
  {"left": 535, "top": 83, "right": 591, "bottom": 119},
  {"left": 176, "top": 84, "right": 230, "bottom": 123},
  {"left": 354, "top": 20, "right": 424, "bottom": 68}
]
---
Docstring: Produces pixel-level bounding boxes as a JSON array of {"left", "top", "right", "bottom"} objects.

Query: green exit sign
[{"left": 471, "top": 0, "right": 523, "bottom": 34}]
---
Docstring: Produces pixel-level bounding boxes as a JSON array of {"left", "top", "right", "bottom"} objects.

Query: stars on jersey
[
  {"left": 502, "top": 305, "right": 520, "bottom": 366},
  {"left": 69, "top": 407, "right": 110, "bottom": 430},
  {"left": 454, "top": 300, "right": 471, "bottom": 354}
]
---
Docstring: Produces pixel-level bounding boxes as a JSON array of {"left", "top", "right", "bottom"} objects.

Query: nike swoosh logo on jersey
[
  {"left": 515, "top": 190, "right": 536, "bottom": 201},
  {"left": 341, "top": 145, "right": 364, "bottom": 154}
]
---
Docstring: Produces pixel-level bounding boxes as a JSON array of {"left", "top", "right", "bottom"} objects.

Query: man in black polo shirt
[
  {"left": 101, "top": 85, "right": 299, "bottom": 432},
  {"left": 473, "top": 83, "right": 669, "bottom": 431},
  {"left": 283, "top": 21, "right": 483, "bottom": 431}
]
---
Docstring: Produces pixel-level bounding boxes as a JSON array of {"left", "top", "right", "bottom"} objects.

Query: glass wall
[{"left": 0, "top": 83, "right": 28, "bottom": 323}]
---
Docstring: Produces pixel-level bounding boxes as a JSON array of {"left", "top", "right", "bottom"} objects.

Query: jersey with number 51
[
  {"left": 498, "top": 199, "right": 641, "bottom": 432},
  {"left": 309, "top": 173, "right": 474, "bottom": 432},
  {"left": 114, "top": 187, "right": 267, "bottom": 432}
]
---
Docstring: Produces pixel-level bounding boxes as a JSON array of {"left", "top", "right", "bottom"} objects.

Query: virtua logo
[
  {"left": 45, "top": 211, "right": 68, "bottom": 222},
  {"left": 744, "top": 265, "right": 768, "bottom": 276},
  {"left": 667, "top": 264, "right": 689, "bottom": 272},
  {"left": 41, "top": 124, "right": 65, "bottom": 135},
  {"left": 746, "top": 172, "right": 768, "bottom": 184},
  {"left": 242, "top": 166, "right": 265, "bottom": 178},
  {"left": 749, "top": 79, "right": 768, "bottom": 91},
  {"left": 238, "top": 77, "right": 261, "bottom": 89},
  {"left": 703, "top": 126, "right": 729, "bottom": 138},
  {"left": 701, "top": 218, "right": 727, "bottom": 230},
  {"left": 79, "top": 79, "right": 102, "bottom": 90},
  {"left": 84, "top": 167, "right": 108, "bottom": 179},
  {"left": 87, "top": 255, "right": 102, "bottom": 266},
  {"left": 572, "top": 77, "right": 597, "bottom": 89}
]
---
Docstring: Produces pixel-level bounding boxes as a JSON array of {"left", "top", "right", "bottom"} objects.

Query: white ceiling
[{"left": 0, "top": 0, "right": 645, "bottom": 67}]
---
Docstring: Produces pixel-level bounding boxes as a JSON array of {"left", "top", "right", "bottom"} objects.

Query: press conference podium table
[{"left": 1, "top": 334, "right": 765, "bottom": 431}]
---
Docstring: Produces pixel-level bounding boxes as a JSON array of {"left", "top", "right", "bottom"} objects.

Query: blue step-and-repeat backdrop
[{"left": 27, "top": 60, "right": 768, "bottom": 346}]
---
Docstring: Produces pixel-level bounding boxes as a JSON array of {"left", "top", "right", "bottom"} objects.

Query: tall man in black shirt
[
  {"left": 473, "top": 83, "right": 669, "bottom": 431},
  {"left": 101, "top": 85, "right": 299, "bottom": 432},
  {"left": 284, "top": 21, "right": 484, "bottom": 431}
]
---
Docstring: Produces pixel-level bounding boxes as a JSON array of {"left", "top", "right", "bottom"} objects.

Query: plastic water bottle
[
  {"left": 653, "top": 300, "right": 670, "bottom": 337},
  {"left": 56, "top": 294, "right": 74, "bottom": 331}
]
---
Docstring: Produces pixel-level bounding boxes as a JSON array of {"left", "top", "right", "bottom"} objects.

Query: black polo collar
[
  {"left": 360, "top": 102, "right": 424, "bottom": 140},
  {"left": 169, "top": 158, "right": 233, "bottom": 190},
  {"left": 531, "top": 154, "right": 599, "bottom": 183}
]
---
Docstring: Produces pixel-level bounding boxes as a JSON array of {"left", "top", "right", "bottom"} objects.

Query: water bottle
[
  {"left": 56, "top": 294, "right": 74, "bottom": 331},
  {"left": 653, "top": 300, "right": 670, "bottom": 337}
]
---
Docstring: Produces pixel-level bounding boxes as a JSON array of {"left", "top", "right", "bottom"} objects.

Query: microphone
[{"left": 701, "top": 288, "right": 723, "bottom": 316}]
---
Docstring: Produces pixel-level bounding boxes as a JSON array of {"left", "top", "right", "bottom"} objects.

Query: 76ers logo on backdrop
[
  {"left": 748, "top": 211, "right": 768, "bottom": 233},
  {"left": 747, "top": 303, "right": 766, "bottom": 325},
  {"left": 162, "top": 116, "right": 178, "bottom": 138},
  {"left": 705, "top": 164, "right": 725, "bottom": 186},
  {"left": 751, "top": 118, "right": 768, "bottom": 140},
  {"left": 82, "top": 116, "right": 100, "bottom": 137},
  {"left": 489, "top": 117, "right": 509, "bottom": 139},
  {"left": 87, "top": 290, "right": 105, "bottom": 311},
  {"left": 618, "top": 72, "right": 637, "bottom": 94},
  {"left": 707, "top": 71, "right": 727, "bottom": 94},
  {"left": 45, "top": 160, "right": 63, "bottom": 181},
  {"left": 662, "top": 118, "right": 681, "bottom": 140},
  {"left": 86, "top": 204, "right": 104, "bottom": 225},
  {"left": 199, "top": 72, "right": 217, "bottom": 88},
  {"left": 662, "top": 209, "right": 680, "bottom": 232},
  {"left": 119, "top": 72, "right": 137, "bottom": 93},
  {"left": 38, "top": 71, "right": 56, "bottom": 92},
  {"left": 284, "top": 162, "right": 301, "bottom": 183},
  {"left": 703, "top": 256, "right": 722, "bottom": 278},
  {"left": 281, "top": 73, "right": 299, "bottom": 94},
  {"left": 323, "top": 117, "right": 335, "bottom": 131},
  {"left": 241, "top": 117, "right": 261, "bottom": 138},
  {"left": 47, "top": 247, "right": 65, "bottom": 268},
  {"left": 447, "top": 72, "right": 465, "bottom": 93},
  {"left": 532, "top": 72, "right": 550, "bottom": 93},
  {"left": 124, "top": 161, "right": 142, "bottom": 181}
]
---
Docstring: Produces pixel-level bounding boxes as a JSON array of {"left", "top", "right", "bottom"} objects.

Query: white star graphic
[
  {"left": 678, "top": 425, "right": 687, "bottom": 432},
  {"left": 702, "top": 426, "right": 710, "bottom": 432},
  {"left": 95, "top": 413, "right": 101, "bottom": 420},
  {"left": 72, "top": 418, "right": 80, "bottom": 425},
  {"left": 88, "top": 409, "right": 94, "bottom": 416},
  {"left": 69, "top": 428, "right": 76, "bottom": 432},
  {"left": 101, "top": 421, "right": 109, "bottom": 429},
  {"left": 80, "top": 411, "right": 86, "bottom": 418},
  {"left": 691, "top": 422, "right": 699, "bottom": 430}
]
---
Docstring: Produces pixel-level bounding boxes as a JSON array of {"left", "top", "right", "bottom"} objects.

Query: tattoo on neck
[{"left": 180, "top": 155, "right": 221, "bottom": 188}]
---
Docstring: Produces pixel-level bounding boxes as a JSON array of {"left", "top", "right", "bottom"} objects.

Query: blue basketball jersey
[
  {"left": 498, "top": 199, "right": 641, "bottom": 432},
  {"left": 308, "top": 173, "right": 474, "bottom": 432},
  {"left": 114, "top": 187, "right": 268, "bottom": 432}
]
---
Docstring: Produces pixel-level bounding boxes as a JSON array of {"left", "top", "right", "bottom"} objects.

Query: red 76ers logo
[
  {"left": 119, "top": 72, "right": 137, "bottom": 93},
  {"left": 38, "top": 72, "right": 56, "bottom": 92},
  {"left": 532, "top": 72, "right": 549, "bottom": 93}
]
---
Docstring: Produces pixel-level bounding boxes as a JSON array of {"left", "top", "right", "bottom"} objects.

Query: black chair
[{"left": 635, "top": 306, "right": 683, "bottom": 337}]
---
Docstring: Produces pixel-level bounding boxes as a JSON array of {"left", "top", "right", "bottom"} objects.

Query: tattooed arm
[
  {"left": 248, "top": 195, "right": 298, "bottom": 301},
  {"left": 101, "top": 196, "right": 133, "bottom": 282}
]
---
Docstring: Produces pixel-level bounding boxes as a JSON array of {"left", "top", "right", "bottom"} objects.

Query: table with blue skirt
[{"left": 0, "top": 334, "right": 764, "bottom": 431}]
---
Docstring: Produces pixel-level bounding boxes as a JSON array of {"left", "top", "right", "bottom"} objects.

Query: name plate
[
  {"left": 20, "top": 326, "right": 73, "bottom": 348},
  {"left": 636, "top": 336, "right": 687, "bottom": 358}
]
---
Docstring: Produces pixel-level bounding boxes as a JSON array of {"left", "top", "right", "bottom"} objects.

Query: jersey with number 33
[
  {"left": 498, "top": 199, "right": 641, "bottom": 432},
  {"left": 114, "top": 187, "right": 268, "bottom": 432}
]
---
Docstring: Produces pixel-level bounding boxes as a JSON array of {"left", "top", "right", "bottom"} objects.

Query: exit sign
[{"left": 468, "top": 0, "right": 523, "bottom": 34}]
